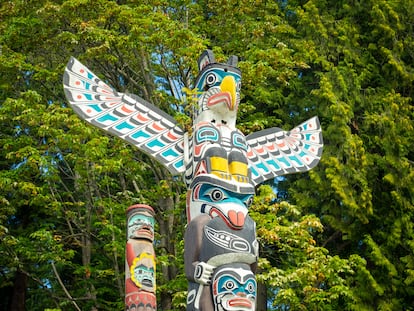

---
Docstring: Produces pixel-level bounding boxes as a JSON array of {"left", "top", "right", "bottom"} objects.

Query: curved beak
[{"left": 220, "top": 75, "right": 237, "bottom": 111}]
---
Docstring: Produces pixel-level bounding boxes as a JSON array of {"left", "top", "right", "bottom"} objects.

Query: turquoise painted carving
[{"left": 63, "top": 50, "right": 323, "bottom": 310}]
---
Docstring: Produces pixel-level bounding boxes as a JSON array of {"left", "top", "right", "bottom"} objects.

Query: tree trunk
[
  {"left": 157, "top": 194, "right": 176, "bottom": 310},
  {"left": 8, "top": 269, "right": 27, "bottom": 311},
  {"left": 256, "top": 280, "right": 267, "bottom": 311}
]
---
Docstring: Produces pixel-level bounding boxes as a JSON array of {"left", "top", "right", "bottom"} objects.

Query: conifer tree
[{"left": 1, "top": 0, "right": 412, "bottom": 310}]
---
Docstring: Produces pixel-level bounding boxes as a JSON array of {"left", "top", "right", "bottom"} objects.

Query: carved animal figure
[
  {"left": 62, "top": 51, "right": 323, "bottom": 191},
  {"left": 63, "top": 50, "right": 323, "bottom": 311}
]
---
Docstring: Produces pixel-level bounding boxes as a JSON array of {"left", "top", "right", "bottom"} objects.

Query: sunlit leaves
[
  {"left": 250, "top": 186, "right": 372, "bottom": 309},
  {"left": 284, "top": 0, "right": 414, "bottom": 309},
  {"left": 1, "top": 0, "right": 413, "bottom": 309}
]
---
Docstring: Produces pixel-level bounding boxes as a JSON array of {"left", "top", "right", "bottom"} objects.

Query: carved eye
[
  {"left": 210, "top": 189, "right": 225, "bottom": 201},
  {"left": 205, "top": 73, "right": 217, "bottom": 86},
  {"left": 246, "top": 281, "right": 256, "bottom": 294},
  {"left": 223, "top": 280, "right": 236, "bottom": 290},
  {"left": 245, "top": 196, "right": 253, "bottom": 207},
  {"left": 236, "top": 81, "right": 242, "bottom": 91}
]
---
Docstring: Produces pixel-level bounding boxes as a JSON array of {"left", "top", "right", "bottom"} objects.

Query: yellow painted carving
[
  {"left": 229, "top": 161, "right": 248, "bottom": 177},
  {"left": 130, "top": 252, "right": 156, "bottom": 291},
  {"left": 210, "top": 156, "right": 229, "bottom": 173},
  {"left": 220, "top": 76, "right": 236, "bottom": 110}
]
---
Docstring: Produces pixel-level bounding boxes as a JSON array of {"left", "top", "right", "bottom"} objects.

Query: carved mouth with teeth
[
  {"left": 209, "top": 206, "right": 246, "bottom": 230},
  {"left": 140, "top": 278, "right": 153, "bottom": 288},
  {"left": 135, "top": 226, "right": 154, "bottom": 240}
]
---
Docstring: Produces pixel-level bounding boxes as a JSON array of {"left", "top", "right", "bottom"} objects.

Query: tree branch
[{"left": 51, "top": 261, "right": 82, "bottom": 311}]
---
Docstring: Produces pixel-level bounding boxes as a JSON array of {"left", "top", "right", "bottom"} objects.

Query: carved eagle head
[{"left": 193, "top": 50, "right": 242, "bottom": 128}]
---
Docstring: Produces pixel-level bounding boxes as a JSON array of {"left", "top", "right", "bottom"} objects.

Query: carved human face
[
  {"left": 127, "top": 208, "right": 155, "bottom": 242},
  {"left": 212, "top": 264, "right": 256, "bottom": 311},
  {"left": 130, "top": 252, "right": 156, "bottom": 292}
]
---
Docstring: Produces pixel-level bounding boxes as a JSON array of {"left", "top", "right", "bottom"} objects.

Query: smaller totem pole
[{"left": 125, "top": 204, "right": 157, "bottom": 311}]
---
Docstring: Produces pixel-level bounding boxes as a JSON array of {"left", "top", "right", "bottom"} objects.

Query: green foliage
[
  {"left": 0, "top": 0, "right": 413, "bottom": 310},
  {"left": 281, "top": 0, "right": 414, "bottom": 309},
  {"left": 251, "top": 186, "right": 376, "bottom": 310}
]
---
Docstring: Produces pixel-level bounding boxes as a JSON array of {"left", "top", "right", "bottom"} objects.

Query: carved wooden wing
[
  {"left": 63, "top": 57, "right": 185, "bottom": 175},
  {"left": 246, "top": 116, "right": 323, "bottom": 186}
]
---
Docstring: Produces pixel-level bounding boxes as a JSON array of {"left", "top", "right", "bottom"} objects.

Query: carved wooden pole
[
  {"left": 125, "top": 204, "right": 156, "bottom": 311},
  {"left": 63, "top": 50, "right": 323, "bottom": 311},
  {"left": 183, "top": 50, "right": 259, "bottom": 311}
]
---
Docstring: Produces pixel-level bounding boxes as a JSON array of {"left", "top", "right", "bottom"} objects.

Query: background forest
[{"left": 0, "top": 0, "right": 413, "bottom": 310}]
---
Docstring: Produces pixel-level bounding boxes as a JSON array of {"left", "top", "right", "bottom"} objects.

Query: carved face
[
  {"left": 193, "top": 51, "right": 242, "bottom": 127},
  {"left": 212, "top": 264, "right": 256, "bottom": 311},
  {"left": 130, "top": 252, "right": 156, "bottom": 292},
  {"left": 127, "top": 207, "right": 155, "bottom": 242},
  {"left": 187, "top": 181, "right": 253, "bottom": 229},
  {"left": 196, "top": 65, "right": 241, "bottom": 104}
]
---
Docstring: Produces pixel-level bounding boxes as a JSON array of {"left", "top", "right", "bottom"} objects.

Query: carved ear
[
  {"left": 198, "top": 50, "right": 216, "bottom": 71},
  {"left": 227, "top": 55, "right": 238, "bottom": 67}
]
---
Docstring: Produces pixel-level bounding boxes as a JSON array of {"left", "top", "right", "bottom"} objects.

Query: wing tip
[{"left": 66, "top": 56, "right": 77, "bottom": 69}]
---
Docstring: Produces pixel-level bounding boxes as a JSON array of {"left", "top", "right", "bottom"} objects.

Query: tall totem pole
[{"left": 63, "top": 50, "right": 323, "bottom": 310}]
